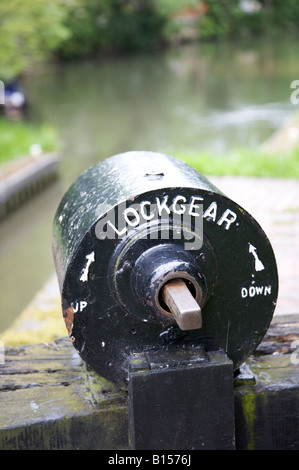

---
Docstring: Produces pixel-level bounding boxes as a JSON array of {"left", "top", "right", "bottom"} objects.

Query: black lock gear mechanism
[{"left": 52, "top": 151, "right": 278, "bottom": 387}]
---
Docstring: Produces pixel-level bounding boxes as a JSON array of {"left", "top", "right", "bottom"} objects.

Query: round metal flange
[{"left": 109, "top": 224, "right": 214, "bottom": 325}]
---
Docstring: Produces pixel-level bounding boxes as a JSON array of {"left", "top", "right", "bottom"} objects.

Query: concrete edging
[{"left": 0, "top": 153, "right": 61, "bottom": 217}]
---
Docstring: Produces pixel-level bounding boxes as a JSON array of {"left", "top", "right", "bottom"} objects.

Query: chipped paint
[{"left": 62, "top": 305, "right": 74, "bottom": 336}]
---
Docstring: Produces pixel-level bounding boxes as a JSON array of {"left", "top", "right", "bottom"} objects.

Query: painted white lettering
[
  {"left": 189, "top": 196, "right": 204, "bottom": 217},
  {"left": 241, "top": 287, "right": 248, "bottom": 298},
  {"left": 95, "top": 202, "right": 127, "bottom": 239},
  {"left": 140, "top": 201, "right": 154, "bottom": 221},
  {"left": 217, "top": 209, "right": 237, "bottom": 230},
  {"left": 203, "top": 201, "right": 217, "bottom": 222},
  {"left": 107, "top": 220, "right": 127, "bottom": 236},
  {"left": 80, "top": 301, "right": 87, "bottom": 311},
  {"left": 249, "top": 286, "right": 256, "bottom": 297},
  {"left": 96, "top": 194, "right": 239, "bottom": 242},
  {"left": 124, "top": 207, "right": 140, "bottom": 227},
  {"left": 241, "top": 285, "right": 272, "bottom": 298},
  {"left": 264, "top": 285, "right": 271, "bottom": 296},
  {"left": 72, "top": 301, "right": 88, "bottom": 312},
  {"left": 255, "top": 286, "right": 264, "bottom": 295},
  {"left": 172, "top": 195, "right": 186, "bottom": 215},
  {"left": 156, "top": 196, "right": 170, "bottom": 216}
]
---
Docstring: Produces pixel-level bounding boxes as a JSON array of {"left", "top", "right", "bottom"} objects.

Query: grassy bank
[
  {"left": 0, "top": 119, "right": 57, "bottom": 166},
  {"left": 1, "top": 117, "right": 298, "bottom": 178},
  {"left": 176, "top": 147, "right": 299, "bottom": 178}
]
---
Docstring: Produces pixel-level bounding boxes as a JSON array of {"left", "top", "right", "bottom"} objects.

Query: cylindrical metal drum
[{"left": 52, "top": 151, "right": 278, "bottom": 386}]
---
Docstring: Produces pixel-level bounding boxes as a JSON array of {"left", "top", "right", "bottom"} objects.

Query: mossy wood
[{"left": 0, "top": 314, "right": 298, "bottom": 450}]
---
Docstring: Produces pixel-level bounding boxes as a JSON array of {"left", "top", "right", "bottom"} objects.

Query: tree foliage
[
  {"left": 57, "top": 0, "right": 166, "bottom": 59},
  {"left": 1, "top": 0, "right": 299, "bottom": 80},
  {"left": 0, "top": 0, "right": 71, "bottom": 80}
]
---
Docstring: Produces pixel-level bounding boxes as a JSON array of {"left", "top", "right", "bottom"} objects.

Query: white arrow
[
  {"left": 80, "top": 252, "right": 95, "bottom": 282},
  {"left": 248, "top": 244, "right": 265, "bottom": 272}
]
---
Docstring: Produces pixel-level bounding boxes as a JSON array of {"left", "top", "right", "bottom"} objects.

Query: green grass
[
  {"left": 175, "top": 147, "right": 299, "bottom": 178},
  {"left": 1, "top": 116, "right": 298, "bottom": 178},
  {"left": 0, "top": 118, "right": 57, "bottom": 166}
]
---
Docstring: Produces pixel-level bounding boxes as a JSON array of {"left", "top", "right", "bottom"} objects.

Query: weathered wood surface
[
  {"left": 0, "top": 338, "right": 128, "bottom": 450},
  {"left": 235, "top": 314, "right": 299, "bottom": 450},
  {"left": 0, "top": 314, "right": 298, "bottom": 450}
]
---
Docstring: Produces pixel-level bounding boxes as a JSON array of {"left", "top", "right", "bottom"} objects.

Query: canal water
[{"left": 0, "top": 37, "right": 297, "bottom": 332}]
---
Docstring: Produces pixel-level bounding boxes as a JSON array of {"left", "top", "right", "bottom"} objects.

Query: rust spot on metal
[{"left": 63, "top": 305, "right": 74, "bottom": 336}]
